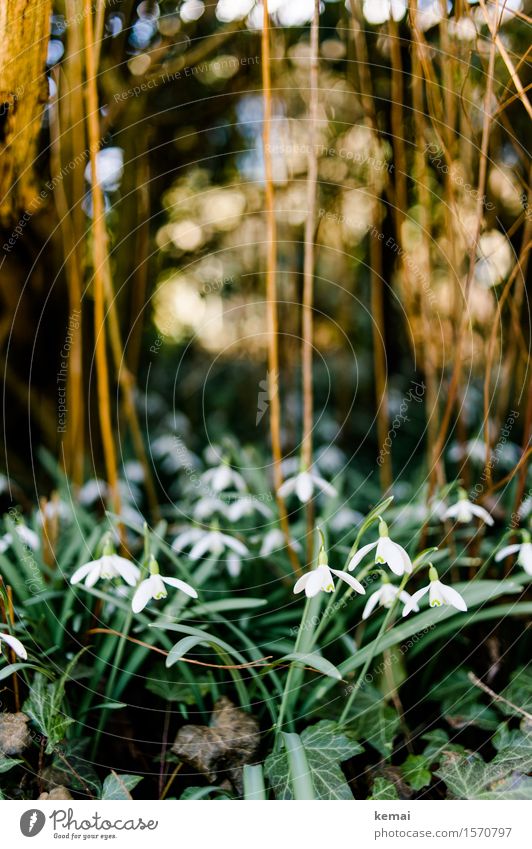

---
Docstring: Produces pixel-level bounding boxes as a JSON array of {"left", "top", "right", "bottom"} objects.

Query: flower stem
[
  {"left": 338, "top": 576, "right": 407, "bottom": 726},
  {"left": 275, "top": 594, "right": 319, "bottom": 743}
]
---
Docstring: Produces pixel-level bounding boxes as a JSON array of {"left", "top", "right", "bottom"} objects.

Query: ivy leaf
[
  {"left": 436, "top": 737, "right": 532, "bottom": 801},
  {"left": 345, "top": 683, "right": 400, "bottom": 757},
  {"left": 0, "top": 756, "right": 23, "bottom": 774},
  {"left": 264, "top": 721, "right": 363, "bottom": 800},
  {"left": 368, "top": 777, "right": 399, "bottom": 800},
  {"left": 101, "top": 772, "right": 143, "bottom": 800},
  {"left": 400, "top": 754, "right": 432, "bottom": 791},
  {"left": 23, "top": 674, "right": 74, "bottom": 754},
  {"left": 499, "top": 667, "right": 532, "bottom": 718}
]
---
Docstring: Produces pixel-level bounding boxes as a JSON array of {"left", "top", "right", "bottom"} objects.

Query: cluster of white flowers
[{"left": 293, "top": 512, "right": 470, "bottom": 620}]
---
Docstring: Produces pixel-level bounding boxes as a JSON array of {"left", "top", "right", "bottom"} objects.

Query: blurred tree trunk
[{"left": 0, "top": 0, "right": 51, "bottom": 223}]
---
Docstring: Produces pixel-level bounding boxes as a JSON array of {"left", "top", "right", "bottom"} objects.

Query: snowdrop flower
[
  {"left": 193, "top": 497, "right": 231, "bottom": 521},
  {"left": 329, "top": 507, "right": 363, "bottom": 533},
  {"left": 294, "top": 533, "right": 365, "bottom": 599},
  {"left": 132, "top": 556, "right": 197, "bottom": 613},
  {"left": 402, "top": 566, "right": 467, "bottom": 616},
  {"left": 495, "top": 532, "right": 532, "bottom": 575},
  {"left": 443, "top": 489, "right": 493, "bottom": 526},
  {"left": 200, "top": 464, "right": 247, "bottom": 494},
  {"left": 259, "top": 528, "right": 301, "bottom": 557},
  {"left": 84, "top": 147, "right": 124, "bottom": 192},
  {"left": 226, "top": 497, "right": 272, "bottom": 521},
  {"left": 78, "top": 478, "right": 109, "bottom": 506},
  {"left": 172, "top": 525, "right": 249, "bottom": 575},
  {"left": 172, "top": 526, "right": 206, "bottom": 552},
  {"left": 315, "top": 445, "right": 346, "bottom": 475},
  {"left": 0, "top": 524, "right": 40, "bottom": 554},
  {"left": 70, "top": 536, "right": 140, "bottom": 588},
  {"left": 348, "top": 519, "right": 413, "bottom": 577},
  {"left": 278, "top": 469, "right": 337, "bottom": 504},
  {"left": 0, "top": 632, "right": 27, "bottom": 660},
  {"left": 362, "top": 579, "right": 418, "bottom": 620}
]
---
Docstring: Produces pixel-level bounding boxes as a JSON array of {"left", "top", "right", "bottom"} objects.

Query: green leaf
[
  {"left": 309, "top": 576, "right": 529, "bottom": 708},
  {"left": 264, "top": 721, "right": 362, "bottom": 800},
  {"left": 401, "top": 754, "right": 432, "bottom": 790},
  {"left": 145, "top": 665, "right": 210, "bottom": 703},
  {"left": 180, "top": 786, "right": 233, "bottom": 800},
  {"left": 369, "top": 777, "right": 399, "bottom": 800},
  {"left": 436, "top": 727, "right": 532, "bottom": 801},
  {"left": 282, "top": 732, "right": 317, "bottom": 800},
  {"left": 345, "top": 683, "right": 400, "bottom": 757},
  {"left": 0, "top": 756, "right": 23, "bottom": 774},
  {"left": 243, "top": 764, "right": 266, "bottom": 800},
  {"left": 499, "top": 667, "right": 532, "bottom": 718},
  {"left": 23, "top": 674, "right": 74, "bottom": 754},
  {"left": 101, "top": 772, "right": 143, "bottom": 800},
  {"left": 429, "top": 670, "right": 499, "bottom": 730},
  {"left": 281, "top": 652, "right": 342, "bottom": 681}
]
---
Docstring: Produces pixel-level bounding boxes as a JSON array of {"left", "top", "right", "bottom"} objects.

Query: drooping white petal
[
  {"left": 495, "top": 543, "right": 521, "bottom": 562},
  {"left": 440, "top": 583, "right": 468, "bottom": 611},
  {"left": 172, "top": 528, "right": 203, "bottom": 552},
  {"left": 398, "top": 590, "right": 418, "bottom": 611},
  {"left": 362, "top": 588, "right": 383, "bottom": 620},
  {"left": 519, "top": 543, "right": 532, "bottom": 575},
  {"left": 295, "top": 472, "right": 314, "bottom": 503},
  {"left": 330, "top": 568, "right": 365, "bottom": 595},
  {"left": 377, "top": 537, "right": 404, "bottom": 575},
  {"left": 132, "top": 578, "right": 154, "bottom": 613},
  {"left": 443, "top": 503, "right": 459, "bottom": 520},
  {"left": 111, "top": 556, "right": 140, "bottom": 587},
  {"left": 70, "top": 561, "right": 98, "bottom": 585},
  {"left": 189, "top": 535, "right": 214, "bottom": 560},
  {"left": 221, "top": 534, "right": 249, "bottom": 556},
  {"left": 161, "top": 575, "right": 198, "bottom": 598},
  {"left": 469, "top": 503, "right": 494, "bottom": 525},
  {"left": 347, "top": 540, "right": 378, "bottom": 571},
  {"left": 293, "top": 572, "right": 310, "bottom": 594},
  {"left": 306, "top": 566, "right": 331, "bottom": 597},
  {"left": 85, "top": 564, "right": 103, "bottom": 588},
  {"left": 226, "top": 553, "right": 242, "bottom": 577},
  {"left": 397, "top": 544, "right": 413, "bottom": 574},
  {"left": 313, "top": 474, "right": 337, "bottom": 498},
  {"left": 402, "top": 585, "right": 429, "bottom": 616},
  {"left": 277, "top": 477, "right": 296, "bottom": 498},
  {"left": 0, "top": 632, "right": 27, "bottom": 659}
]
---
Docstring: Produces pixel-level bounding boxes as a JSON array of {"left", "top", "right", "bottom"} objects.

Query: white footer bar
[{"left": 2, "top": 800, "right": 529, "bottom": 848}]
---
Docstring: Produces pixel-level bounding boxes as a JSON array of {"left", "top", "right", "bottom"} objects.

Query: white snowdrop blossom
[
  {"left": 278, "top": 470, "right": 337, "bottom": 504},
  {"left": 0, "top": 632, "right": 27, "bottom": 660},
  {"left": 132, "top": 556, "right": 197, "bottom": 613},
  {"left": 362, "top": 581, "right": 418, "bottom": 620},
  {"left": 200, "top": 464, "right": 247, "bottom": 494},
  {"left": 259, "top": 528, "right": 301, "bottom": 557},
  {"left": 0, "top": 524, "right": 40, "bottom": 554},
  {"left": 172, "top": 527, "right": 206, "bottom": 552},
  {"left": 226, "top": 497, "right": 272, "bottom": 521},
  {"left": 443, "top": 490, "right": 493, "bottom": 526},
  {"left": 495, "top": 534, "right": 532, "bottom": 575},
  {"left": 294, "top": 533, "right": 365, "bottom": 599},
  {"left": 70, "top": 537, "right": 140, "bottom": 588},
  {"left": 348, "top": 520, "right": 413, "bottom": 577},
  {"left": 173, "top": 525, "right": 249, "bottom": 576},
  {"left": 402, "top": 566, "right": 467, "bottom": 616}
]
